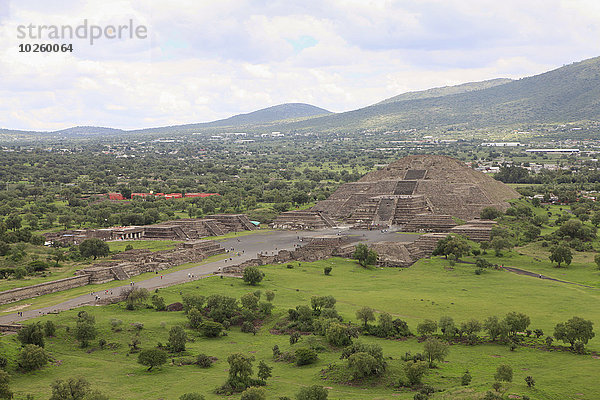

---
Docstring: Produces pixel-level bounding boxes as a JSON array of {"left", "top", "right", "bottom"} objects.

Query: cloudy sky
[{"left": 1, "top": 0, "right": 600, "bottom": 131}]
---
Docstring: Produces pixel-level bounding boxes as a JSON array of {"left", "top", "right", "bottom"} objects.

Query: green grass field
[{"left": 1, "top": 257, "right": 598, "bottom": 400}]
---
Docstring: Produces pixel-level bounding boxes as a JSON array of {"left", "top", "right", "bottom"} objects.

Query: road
[{"left": 0, "top": 228, "right": 419, "bottom": 324}]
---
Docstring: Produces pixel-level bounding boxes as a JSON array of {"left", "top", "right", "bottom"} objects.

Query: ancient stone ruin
[
  {"left": 0, "top": 240, "right": 225, "bottom": 305},
  {"left": 44, "top": 214, "right": 257, "bottom": 245},
  {"left": 270, "top": 211, "right": 337, "bottom": 230},
  {"left": 312, "top": 154, "right": 518, "bottom": 227}
]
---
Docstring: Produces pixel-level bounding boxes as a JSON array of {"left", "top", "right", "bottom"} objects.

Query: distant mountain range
[{"left": 3, "top": 56, "right": 600, "bottom": 137}]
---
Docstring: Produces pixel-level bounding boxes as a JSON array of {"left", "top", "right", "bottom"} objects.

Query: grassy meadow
[{"left": 1, "top": 257, "right": 598, "bottom": 400}]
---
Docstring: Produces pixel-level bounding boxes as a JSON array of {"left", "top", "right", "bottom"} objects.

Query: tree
[
  {"left": 484, "top": 316, "right": 509, "bottom": 341},
  {"left": 18, "top": 344, "right": 48, "bottom": 372},
  {"left": 257, "top": 361, "right": 272, "bottom": 382},
  {"left": 554, "top": 316, "right": 595, "bottom": 349},
  {"left": 296, "top": 385, "right": 328, "bottom": 400},
  {"left": 137, "top": 348, "right": 168, "bottom": 371},
  {"left": 549, "top": 244, "right": 572, "bottom": 268},
  {"left": 345, "top": 352, "right": 377, "bottom": 379},
  {"left": 187, "top": 307, "right": 203, "bottom": 329},
  {"left": 355, "top": 306, "right": 375, "bottom": 328},
  {"left": 432, "top": 235, "right": 471, "bottom": 260},
  {"left": 151, "top": 295, "right": 166, "bottom": 311},
  {"left": 243, "top": 266, "right": 264, "bottom": 286},
  {"left": 494, "top": 364, "right": 513, "bottom": 382},
  {"left": 74, "top": 312, "right": 97, "bottom": 348},
  {"left": 224, "top": 352, "right": 255, "bottom": 391},
  {"left": 126, "top": 288, "right": 150, "bottom": 308},
  {"left": 490, "top": 237, "right": 511, "bottom": 256},
  {"left": 460, "top": 319, "right": 482, "bottom": 336},
  {"left": 353, "top": 243, "right": 377, "bottom": 267},
  {"left": 423, "top": 338, "right": 449, "bottom": 367},
  {"left": 49, "top": 377, "right": 90, "bottom": 400},
  {"left": 417, "top": 319, "right": 438, "bottom": 337},
  {"left": 241, "top": 293, "right": 260, "bottom": 310},
  {"left": 78, "top": 238, "right": 109, "bottom": 260},
  {"left": 439, "top": 316, "right": 456, "bottom": 338},
  {"left": 0, "top": 370, "right": 12, "bottom": 400},
  {"left": 504, "top": 312, "right": 530, "bottom": 336},
  {"left": 44, "top": 321, "right": 56, "bottom": 337},
  {"left": 480, "top": 207, "right": 502, "bottom": 220},
  {"left": 403, "top": 361, "right": 428, "bottom": 386},
  {"left": 325, "top": 323, "right": 354, "bottom": 347},
  {"left": 17, "top": 323, "right": 45, "bottom": 348},
  {"left": 240, "top": 387, "right": 266, "bottom": 400},
  {"left": 595, "top": 254, "right": 600, "bottom": 270},
  {"left": 0, "top": 241, "right": 9, "bottom": 257},
  {"left": 168, "top": 326, "right": 187, "bottom": 352}
]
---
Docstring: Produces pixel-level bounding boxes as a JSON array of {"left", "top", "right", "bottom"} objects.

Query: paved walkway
[{"left": 0, "top": 229, "right": 418, "bottom": 324}]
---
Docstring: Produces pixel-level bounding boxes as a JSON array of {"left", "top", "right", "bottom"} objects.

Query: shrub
[
  {"left": 241, "top": 321, "right": 256, "bottom": 334},
  {"left": 181, "top": 294, "right": 205, "bottom": 314},
  {"left": 17, "top": 323, "right": 45, "bottom": 348},
  {"left": 323, "top": 266, "right": 332, "bottom": 275},
  {"left": 494, "top": 364, "right": 513, "bottom": 382},
  {"left": 265, "top": 290, "right": 275, "bottom": 302},
  {"left": 525, "top": 375, "right": 535, "bottom": 387},
  {"left": 243, "top": 266, "right": 264, "bottom": 286},
  {"left": 201, "top": 321, "right": 224, "bottom": 338},
  {"left": 296, "top": 385, "right": 328, "bottom": 400},
  {"left": 240, "top": 387, "right": 266, "bottom": 400},
  {"left": 168, "top": 326, "right": 187, "bottom": 352},
  {"left": 347, "top": 352, "right": 380, "bottom": 379},
  {"left": 44, "top": 321, "right": 56, "bottom": 337},
  {"left": 18, "top": 344, "right": 48, "bottom": 372},
  {"left": 0, "top": 370, "right": 12, "bottom": 400},
  {"left": 196, "top": 353, "right": 212, "bottom": 368},
  {"left": 461, "top": 370, "right": 472, "bottom": 386},
  {"left": 417, "top": 319, "right": 437, "bottom": 336},
  {"left": 295, "top": 347, "right": 317, "bottom": 366},
  {"left": 151, "top": 295, "right": 166, "bottom": 311},
  {"left": 403, "top": 361, "right": 427, "bottom": 386}
]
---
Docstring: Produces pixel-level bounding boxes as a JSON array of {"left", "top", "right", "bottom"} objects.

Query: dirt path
[
  {"left": 0, "top": 228, "right": 414, "bottom": 325},
  {"left": 501, "top": 266, "right": 596, "bottom": 289}
]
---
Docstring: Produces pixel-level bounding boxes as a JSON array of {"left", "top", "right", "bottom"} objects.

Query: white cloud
[{"left": 1, "top": 0, "right": 600, "bottom": 130}]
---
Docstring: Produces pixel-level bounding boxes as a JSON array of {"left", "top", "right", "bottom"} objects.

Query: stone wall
[{"left": 0, "top": 275, "right": 90, "bottom": 305}]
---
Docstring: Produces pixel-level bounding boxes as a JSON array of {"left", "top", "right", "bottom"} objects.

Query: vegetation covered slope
[{"left": 376, "top": 78, "right": 513, "bottom": 105}]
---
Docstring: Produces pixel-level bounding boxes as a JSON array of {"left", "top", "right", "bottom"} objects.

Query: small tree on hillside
[
  {"left": 74, "top": 312, "right": 97, "bottom": 348},
  {"left": 243, "top": 267, "right": 264, "bottom": 286},
  {"left": 137, "top": 348, "right": 168, "bottom": 371},
  {"left": 554, "top": 316, "right": 595, "bottom": 350},
  {"left": 417, "top": 319, "right": 438, "bottom": 337},
  {"left": 494, "top": 364, "right": 513, "bottom": 382},
  {"left": 549, "top": 244, "right": 572, "bottom": 268},
  {"left": 17, "top": 323, "right": 45, "bottom": 348},
  {"left": 423, "top": 337, "right": 449, "bottom": 368},
  {"left": 432, "top": 235, "right": 471, "bottom": 260},
  {"left": 353, "top": 243, "right": 377, "bottom": 267},
  {"left": 168, "top": 326, "right": 187, "bottom": 352},
  {"left": 0, "top": 370, "right": 12, "bottom": 400},
  {"left": 49, "top": 377, "right": 91, "bottom": 400},
  {"left": 355, "top": 306, "right": 375, "bottom": 328},
  {"left": 78, "top": 238, "right": 110, "bottom": 260},
  {"left": 480, "top": 207, "right": 503, "bottom": 220},
  {"left": 18, "top": 344, "right": 48, "bottom": 372}
]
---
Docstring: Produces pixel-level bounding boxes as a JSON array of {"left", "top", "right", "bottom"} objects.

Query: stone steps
[{"left": 110, "top": 265, "right": 130, "bottom": 281}]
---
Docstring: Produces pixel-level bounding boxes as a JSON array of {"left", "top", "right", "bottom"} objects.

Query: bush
[
  {"left": 295, "top": 347, "right": 317, "bottom": 366},
  {"left": 347, "top": 352, "right": 380, "bottom": 379},
  {"left": 196, "top": 353, "right": 212, "bottom": 368},
  {"left": 403, "top": 361, "right": 427, "bottom": 386},
  {"left": 243, "top": 266, "right": 264, "bottom": 286},
  {"left": 17, "top": 323, "right": 45, "bottom": 348},
  {"left": 201, "top": 321, "right": 224, "bottom": 338},
  {"left": 296, "top": 385, "right": 328, "bottom": 400},
  {"left": 18, "top": 344, "right": 48, "bottom": 372},
  {"left": 461, "top": 371, "right": 472, "bottom": 386},
  {"left": 240, "top": 387, "right": 266, "bottom": 400},
  {"left": 168, "top": 326, "right": 187, "bottom": 352},
  {"left": 494, "top": 364, "right": 513, "bottom": 382},
  {"left": 525, "top": 375, "right": 535, "bottom": 387},
  {"left": 181, "top": 294, "right": 205, "bottom": 314},
  {"left": 44, "top": 321, "right": 56, "bottom": 337},
  {"left": 0, "top": 370, "right": 12, "bottom": 400},
  {"left": 265, "top": 290, "right": 275, "bottom": 302},
  {"left": 323, "top": 266, "right": 332, "bottom": 275},
  {"left": 241, "top": 321, "right": 256, "bottom": 334}
]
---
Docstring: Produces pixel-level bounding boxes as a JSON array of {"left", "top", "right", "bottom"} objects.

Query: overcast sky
[{"left": 1, "top": 0, "right": 600, "bottom": 131}]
